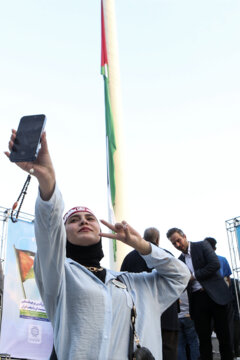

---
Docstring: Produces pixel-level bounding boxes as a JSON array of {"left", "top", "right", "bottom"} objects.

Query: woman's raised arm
[{"left": 5, "top": 130, "right": 56, "bottom": 201}]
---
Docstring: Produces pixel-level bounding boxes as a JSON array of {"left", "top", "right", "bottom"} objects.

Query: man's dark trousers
[
  {"left": 179, "top": 241, "right": 233, "bottom": 360},
  {"left": 192, "top": 290, "right": 232, "bottom": 360}
]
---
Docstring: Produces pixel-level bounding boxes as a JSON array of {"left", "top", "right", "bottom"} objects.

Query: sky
[{"left": 0, "top": 0, "right": 240, "bottom": 267}]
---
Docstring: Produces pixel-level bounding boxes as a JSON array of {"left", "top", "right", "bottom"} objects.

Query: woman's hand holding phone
[{"left": 5, "top": 124, "right": 56, "bottom": 201}]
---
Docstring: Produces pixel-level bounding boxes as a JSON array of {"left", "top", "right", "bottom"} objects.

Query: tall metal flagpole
[{"left": 102, "top": 0, "right": 130, "bottom": 270}]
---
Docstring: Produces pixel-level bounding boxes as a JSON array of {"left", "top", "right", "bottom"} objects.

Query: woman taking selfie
[{"left": 6, "top": 129, "right": 190, "bottom": 360}]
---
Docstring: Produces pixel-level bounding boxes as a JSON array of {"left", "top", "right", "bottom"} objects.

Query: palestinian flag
[
  {"left": 15, "top": 247, "right": 35, "bottom": 282},
  {"left": 101, "top": 0, "right": 117, "bottom": 260}
]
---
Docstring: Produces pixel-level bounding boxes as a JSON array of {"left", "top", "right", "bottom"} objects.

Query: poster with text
[{"left": 0, "top": 219, "right": 53, "bottom": 359}]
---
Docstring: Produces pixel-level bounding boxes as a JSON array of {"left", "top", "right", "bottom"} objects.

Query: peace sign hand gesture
[{"left": 100, "top": 220, "right": 151, "bottom": 255}]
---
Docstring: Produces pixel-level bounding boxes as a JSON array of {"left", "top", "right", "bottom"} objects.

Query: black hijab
[{"left": 66, "top": 239, "right": 106, "bottom": 282}]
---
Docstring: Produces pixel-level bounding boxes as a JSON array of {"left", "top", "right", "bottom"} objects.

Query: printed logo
[{"left": 28, "top": 324, "right": 42, "bottom": 344}]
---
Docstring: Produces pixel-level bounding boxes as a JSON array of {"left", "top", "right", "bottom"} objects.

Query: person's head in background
[
  {"left": 204, "top": 237, "right": 217, "bottom": 251},
  {"left": 166, "top": 228, "right": 189, "bottom": 254},
  {"left": 143, "top": 227, "right": 160, "bottom": 246}
]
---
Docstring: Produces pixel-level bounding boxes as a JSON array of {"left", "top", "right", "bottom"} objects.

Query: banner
[
  {"left": 0, "top": 219, "right": 53, "bottom": 359},
  {"left": 235, "top": 225, "right": 240, "bottom": 256}
]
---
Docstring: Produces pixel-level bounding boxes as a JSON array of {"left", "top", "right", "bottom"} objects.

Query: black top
[
  {"left": 121, "top": 249, "right": 152, "bottom": 273},
  {"left": 120, "top": 249, "right": 179, "bottom": 331}
]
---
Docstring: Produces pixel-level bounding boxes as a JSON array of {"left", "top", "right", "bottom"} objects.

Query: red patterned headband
[{"left": 63, "top": 206, "right": 96, "bottom": 224}]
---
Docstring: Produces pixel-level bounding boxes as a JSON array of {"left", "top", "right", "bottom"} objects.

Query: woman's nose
[{"left": 80, "top": 217, "right": 88, "bottom": 225}]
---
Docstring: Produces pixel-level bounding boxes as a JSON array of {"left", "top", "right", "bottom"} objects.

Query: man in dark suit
[
  {"left": 167, "top": 227, "right": 233, "bottom": 360},
  {"left": 121, "top": 227, "right": 180, "bottom": 360}
]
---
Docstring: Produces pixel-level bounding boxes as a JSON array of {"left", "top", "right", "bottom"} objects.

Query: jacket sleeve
[
  {"left": 33, "top": 185, "right": 66, "bottom": 312},
  {"left": 121, "top": 245, "right": 190, "bottom": 314},
  {"left": 194, "top": 241, "right": 220, "bottom": 281}
]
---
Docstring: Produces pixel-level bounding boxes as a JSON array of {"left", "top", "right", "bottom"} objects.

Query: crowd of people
[
  {"left": 122, "top": 227, "right": 240, "bottom": 360},
  {"left": 5, "top": 130, "right": 240, "bottom": 360}
]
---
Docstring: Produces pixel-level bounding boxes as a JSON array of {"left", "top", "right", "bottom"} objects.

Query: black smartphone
[{"left": 10, "top": 114, "right": 46, "bottom": 162}]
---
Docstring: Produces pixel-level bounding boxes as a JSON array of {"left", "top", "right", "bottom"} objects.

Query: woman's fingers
[
  {"left": 122, "top": 222, "right": 131, "bottom": 241},
  {"left": 101, "top": 219, "right": 148, "bottom": 252},
  {"left": 100, "top": 219, "right": 116, "bottom": 232},
  {"left": 7, "top": 130, "right": 16, "bottom": 152},
  {"left": 39, "top": 132, "right": 48, "bottom": 154},
  {"left": 99, "top": 232, "right": 116, "bottom": 240},
  {"left": 10, "top": 129, "right": 16, "bottom": 141},
  {"left": 100, "top": 220, "right": 132, "bottom": 244},
  {"left": 8, "top": 140, "right": 13, "bottom": 152},
  {"left": 100, "top": 219, "right": 128, "bottom": 233},
  {"left": 4, "top": 151, "right": 10, "bottom": 159},
  {"left": 100, "top": 231, "right": 127, "bottom": 244}
]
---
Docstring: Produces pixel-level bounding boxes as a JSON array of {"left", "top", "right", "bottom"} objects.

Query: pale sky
[{"left": 1, "top": 0, "right": 240, "bottom": 266}]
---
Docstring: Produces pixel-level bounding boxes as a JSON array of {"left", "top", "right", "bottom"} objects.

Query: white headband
[{"left": 63, "top": 206, "right": 96, "bottom": 224}]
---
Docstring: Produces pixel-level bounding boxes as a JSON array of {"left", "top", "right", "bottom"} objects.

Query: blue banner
[
  {"left": 236, "top": 225, "right": 240, "bottom": 256},
  {"left": 0, "top": 219, "right": 53, "bottom": 359}
]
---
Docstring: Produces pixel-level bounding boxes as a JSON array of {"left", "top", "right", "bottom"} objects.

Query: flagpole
[{"left": 102, "top": 0, "right": 130, "bottom": 270}]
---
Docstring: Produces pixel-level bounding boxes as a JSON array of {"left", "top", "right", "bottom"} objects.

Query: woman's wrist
[
  {"left": 136, "top": 239, "right": 151, "bottom": 255},
  {"left": 38, "top": 171, "right": 56, "bottom": 201}
]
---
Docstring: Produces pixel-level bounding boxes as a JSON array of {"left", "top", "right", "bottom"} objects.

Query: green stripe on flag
[
  {"left": 103, "top": 73, "right": 116, "bottom": 208},
  {"left": 101, "top": 0, "right": 117, "bottom": 262}
]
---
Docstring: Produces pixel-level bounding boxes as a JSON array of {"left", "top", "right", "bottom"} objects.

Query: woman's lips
[{"left": 79, "top": 227, "right": 92, "bottom": 232}]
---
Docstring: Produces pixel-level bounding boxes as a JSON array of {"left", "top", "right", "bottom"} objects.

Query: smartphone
[{"left": 10, "top": 114, "right": 46, "bottom": 162}]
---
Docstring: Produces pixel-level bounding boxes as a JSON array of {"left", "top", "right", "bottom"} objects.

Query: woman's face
[{"left": 65, "top": 212, "right": 101, "bottom": 246}]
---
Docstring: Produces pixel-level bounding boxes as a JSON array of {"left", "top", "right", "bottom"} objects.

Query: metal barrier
[{"left": 225, "top": 216, "right": 240, "bottom": 319}]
